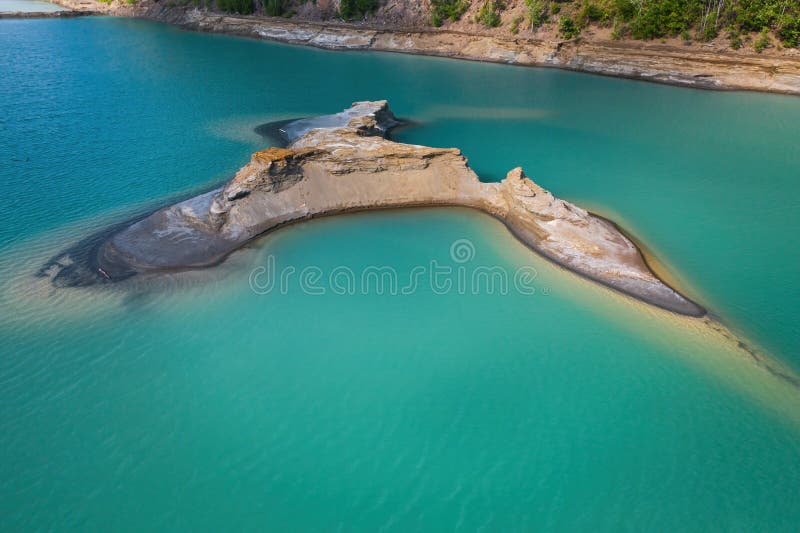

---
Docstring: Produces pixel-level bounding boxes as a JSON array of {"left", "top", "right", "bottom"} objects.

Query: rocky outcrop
[
  {"left": 86, "top": 100, "right": 704, "bottom": 316},
  {"left": 491, "top": 168, "right": 699, "bottom": 315}
]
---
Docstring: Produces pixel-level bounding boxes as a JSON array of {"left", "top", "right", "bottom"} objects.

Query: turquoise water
[
  {"left": 1, "top": 17, "right": 800, "bottom": 531},
  {"left": 0, "top": 0, "right": 66, "bottom": 12}
]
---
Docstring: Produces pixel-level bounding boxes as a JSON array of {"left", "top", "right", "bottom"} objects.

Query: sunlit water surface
[{"left": 1, "top": 17, "right": 800, "bottom": 531}]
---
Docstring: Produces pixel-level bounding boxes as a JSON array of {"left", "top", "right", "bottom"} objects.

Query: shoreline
[
  {"left": 0, "top": 10, "right": 95, "bottom": 18},
  {"left": 30, "top": 200, "right": 800, "bottom": 397},
  {"left": 37, "top": 114, "right": 704, "bottom": 317},
  {"left": 42, "top": 0, "right": 800, "bottom": 96},
  {"left": 63, "top": 196, "right": 708, "bottom": 317},
  {"left": 168, "top": 11, "right": 800, "bottom": 95},
  {"left": 52, "top": 101, "right": 705, "bottom": 317}
]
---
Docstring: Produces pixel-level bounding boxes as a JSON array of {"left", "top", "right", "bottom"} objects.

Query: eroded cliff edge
[{"left": 65, "top": 100, "right": 705, "bottom": 316}]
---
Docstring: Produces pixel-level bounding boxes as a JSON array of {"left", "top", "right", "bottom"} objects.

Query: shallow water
[{"left": 1, "top": 17, "right": 800, "bottom": 531}]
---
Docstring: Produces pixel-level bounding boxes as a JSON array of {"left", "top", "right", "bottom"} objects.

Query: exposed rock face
[{"left": 90, "top": 100, "right": 704, "bottom": 316}]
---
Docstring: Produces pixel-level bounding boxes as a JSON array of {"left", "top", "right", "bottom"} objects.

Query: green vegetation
[
  {"left": 778, "top": 16, "right": 800, "bottom": 47},
  {"left": 526, "top": 0, "right": 549, "bottom": 29},
  {"left": 559, "top": 15, "right": 580, "bottom": 38},
  {"left": 205, "top": 0, "right": 799, "bottom": 50},
  {"left": 754, "top": 26, "right": 771, "bottom": 51},
  {"left": 476, "top": 0, "right": 504, "bottom": 27},
  {"left": 510, "top": 14, "right": 524, "bottom": 33},
  {"left": 431, "top": 0, "right": 471, "bottom": 26},
  {"left": 262, "top": 0, "right": 285, "bottom": 16},
  {"left": 700, "top": 19, "right": 719, "bottom": 40},
  {"left": 217, "top": 0, "right": 252, "bottom": 14},
  {"left": 728, "top": 26, "right": 743, "bottom": 48},
  {"left": 339, "top": 0, "right": 380, "bottom": 20},
  {"left": 612, "top": 16, "right": 627, "bottom": 38},
  {"left": 557, "top": 0, "right": 800, "bottom": 48},
  {"left": 575, "top": 0, "right": 607, "bottom": 26}
]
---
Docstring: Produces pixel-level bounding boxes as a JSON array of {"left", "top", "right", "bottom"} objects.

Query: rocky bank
[
  {"left": 0, "top": 11, "right": 96, "bottom": 18},
  {"left": 165, "top": 9, "right": 800, "bottom": 94},
  {"left": 71, "top": 100, "right": 705, "bottom": 316},
  {"left": 44, "top": 0, "right": 800, "bottom": 95}
]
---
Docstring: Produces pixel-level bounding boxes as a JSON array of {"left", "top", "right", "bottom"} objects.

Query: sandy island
[{"left": 42, "top": 100, "right": 705, "bottom": 316}]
